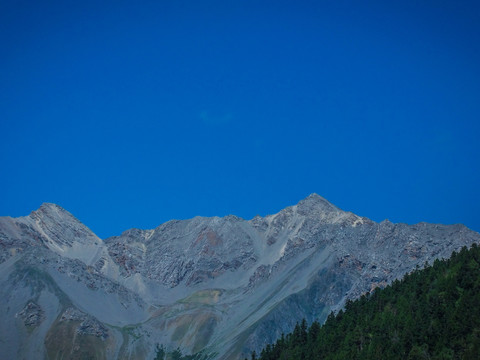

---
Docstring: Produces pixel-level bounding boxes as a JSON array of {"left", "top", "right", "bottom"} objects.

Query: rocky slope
[{"left": 0, "top": 194, "right": 478, "bottom": 359}]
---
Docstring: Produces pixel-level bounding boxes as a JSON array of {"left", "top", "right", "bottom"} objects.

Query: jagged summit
[
  {"left": 297, "top": 193, "right": 341, "bottom": 213},
  {"left": 30, "top": 202, "right": 74, "bottom": 221},
  {"left": 283, "top": 193, "right": 366, "bottom": 226},
  {"left": 38, "top": 202, "right": 64, "bottom": 211},
  {"left": 23, "top": 202, "right": 104, "bottom": 264}
]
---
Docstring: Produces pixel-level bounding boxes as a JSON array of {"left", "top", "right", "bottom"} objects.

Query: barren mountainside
[{"left": 0, "top": 194, "right": 478, "bottom": 359}]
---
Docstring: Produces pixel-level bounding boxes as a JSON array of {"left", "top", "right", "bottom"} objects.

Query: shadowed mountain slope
[{"left": 254, "top": 244, "right": 480, "bottom": 360}]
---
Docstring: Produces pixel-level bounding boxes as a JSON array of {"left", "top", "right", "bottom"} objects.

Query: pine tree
[{"left": 255, "top": 245, "right": 480, "bottom": 360}]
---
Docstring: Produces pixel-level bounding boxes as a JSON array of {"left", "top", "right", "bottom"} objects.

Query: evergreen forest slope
[{"left": 253, "top": 244, "right": 480, "bottom": 360}]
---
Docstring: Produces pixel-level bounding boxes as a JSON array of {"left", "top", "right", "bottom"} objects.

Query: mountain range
[{"left": 0, "top": 194, "right": 478, "bottom": 359}]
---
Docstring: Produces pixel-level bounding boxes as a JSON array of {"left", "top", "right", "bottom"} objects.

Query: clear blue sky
[{"left": 1, "top": 0, "right": 479, "bottom": 238}]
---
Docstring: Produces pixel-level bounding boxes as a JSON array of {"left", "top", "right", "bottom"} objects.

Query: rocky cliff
[{"left": 0, "top": 194, "right": 478, "bottom": 359}]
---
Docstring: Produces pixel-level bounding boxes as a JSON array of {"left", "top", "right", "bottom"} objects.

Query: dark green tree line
[{"left": 252, "top": 244, "right": 480, "bottom": 360}]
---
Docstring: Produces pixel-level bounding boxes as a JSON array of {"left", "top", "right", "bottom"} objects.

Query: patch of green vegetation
[
  {"left": 254, "top": 244, "right": 480, "bottom": 360},
  {"left": 170, "top": 312, "right": 217, "bottom": 343},
  {"left": 178, "top": 289, "right": 223, "bottom": 305},
  {"left": 154, "top": 343, "right": 209, "bottom": 360},
  {"left": 114, "top": 324, "right": 152, "bottom": 359},
  {"left": 192, "top": 315, "right": 217, "bottom": 353},
  {"left": 45, "top": 318, "right": 108, "bottom": 360},
  {"left": 122, "top": 325, "right": 143, "bottom": 340},
  {"left": 171, "top": 320, "right": 191, "bottom": 342}
]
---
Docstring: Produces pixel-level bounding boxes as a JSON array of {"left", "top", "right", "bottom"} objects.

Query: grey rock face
[
  {"left": 17, "top": 302, "right": 45, "bottom": 327},
  {"left": 105, "top": 215, "right": 258, "bottom": 289},
  {"left": 0, "top": 194, "right": 479, "bottom": 360},
  {"left": 60, "top": 307, "right": 109, "bottom": 340}
]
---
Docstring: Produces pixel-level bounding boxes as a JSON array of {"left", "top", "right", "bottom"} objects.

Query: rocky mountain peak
[
  {"left": 1, "top": 198, "right": 479, "bottom": 360},
  {"left": 30, "top": 203, "right": 75, "bottom": 223},
  {"left": 38, "top": 202, "right": 64, "bottom": 212},
  {"left": 297, "top": 193, "right": 341, "bottom": 214},
  {"left": 27, "top": 203, "right": 104, "bottom": 263},
  {"left": 293, "top": 194, "right": 362, "bottom": 226}
]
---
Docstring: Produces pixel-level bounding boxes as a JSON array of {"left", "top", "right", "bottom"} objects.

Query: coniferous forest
[{"left": 251, "top": 244, "right": 480, "bottom": 360}]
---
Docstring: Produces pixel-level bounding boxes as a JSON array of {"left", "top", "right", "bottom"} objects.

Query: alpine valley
[{"left": 0, "top": 194, "right": 478, "bottom": 359}]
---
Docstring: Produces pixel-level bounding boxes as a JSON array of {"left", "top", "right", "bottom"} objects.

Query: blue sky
[{"left": 1, "top": 0, "right": 479, "bottom": 238}]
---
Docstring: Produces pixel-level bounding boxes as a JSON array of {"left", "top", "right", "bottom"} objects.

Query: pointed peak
[
  {"left": 297, "top": 193, "right": 341, "bottom": 213},
  {"left": 30, "top": 203, "right": 76, "bottom": 222},
  {"left": 25, "top": 203, "right": 103, "bottom": 262},
  {"left": 38, "top": 202, "right": 65, "bottom": 211}
]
